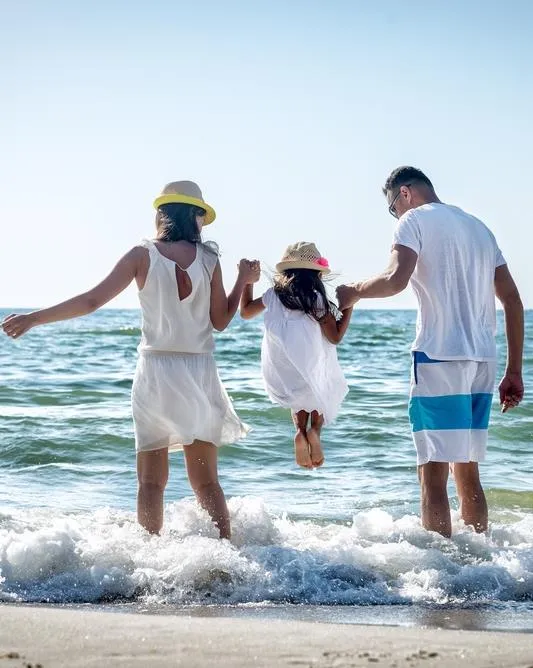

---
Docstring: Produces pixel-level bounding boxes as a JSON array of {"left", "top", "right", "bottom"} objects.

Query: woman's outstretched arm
[{"left": 2, "top": 247, "right": 142, "bottom": 339}]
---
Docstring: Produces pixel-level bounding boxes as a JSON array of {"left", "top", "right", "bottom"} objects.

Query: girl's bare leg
[
  {"left": 292, "top": 410, "right": 312, "bottom": 468},
  {"left": 184, "top": 440, "right": 231, "bottom": 539},
  {"left": 137, "top": 448, "right": 169, "bottom": 534},
  {"left": 308, "top": 411, "right": 325, "bottom": 467}
]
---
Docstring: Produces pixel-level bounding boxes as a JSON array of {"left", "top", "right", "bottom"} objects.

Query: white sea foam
[{"left": 0, "top": 497, "right": 532, "bottom": 606}]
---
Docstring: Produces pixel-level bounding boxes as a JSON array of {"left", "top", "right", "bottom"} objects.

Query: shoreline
[
  {"left": 18, "top": 600, "right": 533, "bottom": 634},
  {"left": 1, "top": 604, "right": 533, "bottom": 668}
]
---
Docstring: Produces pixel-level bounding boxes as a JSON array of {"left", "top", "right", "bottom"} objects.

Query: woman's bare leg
[
  {"left": 137, "top": 448, "right": 169, "bottom": 534},
  {"left": 292, "top": 410, "right": 312, "bottom": 468},
  {"left": 184, "top": 440, "right": 231, "bottom": 539},
  {"left": 308, "top": 411, "right": 324, "bottom": 467}
]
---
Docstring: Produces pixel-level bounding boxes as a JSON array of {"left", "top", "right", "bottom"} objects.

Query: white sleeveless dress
[
  {"left": 131, "top": 239, "right": 248, "bottom": 452},
  {"left": 261, "top": 289, "right": 348, "bottom": 425}
]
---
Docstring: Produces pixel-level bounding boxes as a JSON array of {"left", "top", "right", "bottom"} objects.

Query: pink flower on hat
[{"left": 316, "top": 257, "right": 329, "bottom": 268}]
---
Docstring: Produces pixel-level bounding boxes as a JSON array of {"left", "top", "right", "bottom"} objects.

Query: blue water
[{"left": 0, "top": 308, "right": 532, "bottom": 626}]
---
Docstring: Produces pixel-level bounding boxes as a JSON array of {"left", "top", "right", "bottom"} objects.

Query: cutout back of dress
[
  {"left": 137, "top": 239, "right": 218, "bottom": 354},
  {"left": 175, "top": 265, "right": 193, "bottom": 301}
]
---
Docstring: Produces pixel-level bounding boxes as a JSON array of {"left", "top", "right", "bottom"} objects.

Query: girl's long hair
[
  {"left": 273, "top": 268, "right": 336, "bottom": 321},
  {"left": 155, "top": 203, "right": 219, "bottom": 255}
]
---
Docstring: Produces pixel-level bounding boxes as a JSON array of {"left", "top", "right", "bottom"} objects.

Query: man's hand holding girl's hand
[{"left": 336, "top": 284, "right": 361, "bottom": 311}]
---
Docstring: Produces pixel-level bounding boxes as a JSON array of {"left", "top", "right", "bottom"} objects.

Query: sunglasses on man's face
[{"left": 388, "top": 184, "right": 411, "bottom": 218}]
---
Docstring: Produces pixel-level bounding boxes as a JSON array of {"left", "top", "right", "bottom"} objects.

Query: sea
[{"left": 0, "top": 308, "right": 532, "bottom": 632}]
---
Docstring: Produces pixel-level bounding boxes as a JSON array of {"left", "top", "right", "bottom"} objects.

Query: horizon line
[{"left": 1, "top": 306, "right": 529, "bottom": 313}]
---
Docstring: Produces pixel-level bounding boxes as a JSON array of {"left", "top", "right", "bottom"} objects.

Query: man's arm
[
  {"left": 494, "top": 264, "right": 524, "bottom": 412},
  {"left": 336, "top": 245, "right": 417, "bottom": 309}
]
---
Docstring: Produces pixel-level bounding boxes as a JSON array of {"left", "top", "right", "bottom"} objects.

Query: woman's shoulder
[
  {"left": 132, "top": 239, "right": 159, "bottom": 264},
  {"left": 138, "top": 238, "right": 154, "bottom": 247},
  {"left": 133, "top": 238, "right": 157, "bottom": 257},
  {"left": 199, "top": 242, "right": 220, "bottom": 279}
]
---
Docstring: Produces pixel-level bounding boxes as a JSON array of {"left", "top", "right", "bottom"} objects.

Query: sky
[{"left": 1, "top": 0, "right": 532, "bottom": 310}]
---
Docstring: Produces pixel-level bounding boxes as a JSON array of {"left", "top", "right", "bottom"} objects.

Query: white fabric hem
[
  {"left": 132, "top": 351, "right": 248, "bottom": 453},
  {"left": 416, "top": 452, "right": 487, "bottom": 466},
  {"left": 136, "top": 424, "right": 250, "bottom": 454},
  {"left": 413, "top": 429, "right": 488, "bottom": 466}
]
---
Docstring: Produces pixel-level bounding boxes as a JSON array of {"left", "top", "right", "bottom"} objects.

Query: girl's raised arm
[
  {"left": 319, "top": 307, "right": 354, "bottom": 345},
  {"left": 2, "top": 247, "right": 143, "bottom": 339},
  {"left": 240, "top": 284, "right": 265, "bottom": 320}
]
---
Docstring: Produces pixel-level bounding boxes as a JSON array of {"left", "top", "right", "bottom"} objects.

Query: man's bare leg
[
  {"left": 307, "top": 410, "right": 324, "bottom": 467},
  {"left": 292, "top": 410, "right": 312, "bottom": 468},
  {"left": 452, "top": 462, "right": 488, "bottom": 533},
  {"left": 418, "top": 462, "right": 451, "bottom": 537}
]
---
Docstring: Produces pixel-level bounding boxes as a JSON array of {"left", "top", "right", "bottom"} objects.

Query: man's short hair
[{"left": 382, "top": 166, "right": 434, "bottom": 195}]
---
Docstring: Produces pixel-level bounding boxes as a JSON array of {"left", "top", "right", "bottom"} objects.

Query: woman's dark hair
[
  {"left": 155, "top": 202, "right": 219, "bottom": 255},
  {"left": 156, "top": 203, "right": 205, "bottom": 242},
  {"left": 274, "top": 268, "right": 336, "bottom": 321}
]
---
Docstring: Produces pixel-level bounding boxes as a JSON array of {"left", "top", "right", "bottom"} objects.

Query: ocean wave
[
  {"left": 486, "top": 488, "right": 533, "bottom": 510},
  {"left": 63, "top": 328, "right": 141, "bottom": 337},
  {"left": 0, "top": 497, "right": 532, "bottom": 606}
]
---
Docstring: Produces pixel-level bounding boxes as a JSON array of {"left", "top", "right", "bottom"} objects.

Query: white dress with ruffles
[
  {"left": 260, "top": 289, "right": 348, "bottom": 425},
  {"left": 131, "top": 239, "right": 248, "bottom": 452}
]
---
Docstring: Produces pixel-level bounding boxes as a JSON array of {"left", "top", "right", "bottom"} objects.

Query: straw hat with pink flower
[{"left": 275, "top": 242, "right": 331, "bottom": 275}]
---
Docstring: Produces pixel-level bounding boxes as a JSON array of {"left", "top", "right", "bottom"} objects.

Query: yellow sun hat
[{"left": 153, "top": 181, "right": 216, "bottom": 225}]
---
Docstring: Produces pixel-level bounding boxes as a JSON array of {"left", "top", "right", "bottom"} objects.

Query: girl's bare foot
[
  {"left": 307, "top": 427, "right": 324, "bottom": 467},
  {"left": 294, "top": 430, "right": 312, "bottom": 468}
]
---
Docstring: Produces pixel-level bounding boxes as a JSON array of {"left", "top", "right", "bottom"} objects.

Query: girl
[
  {"left": 240, "top": 241, "right": 353, "bottom": 469},
  {"left": 2, "top": 180, "right": 260, "bottom": 539}
]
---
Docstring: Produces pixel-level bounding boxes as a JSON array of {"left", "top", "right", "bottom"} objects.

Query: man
[{"left": 337, "top": 166, "right": 524, "bottom": 537}]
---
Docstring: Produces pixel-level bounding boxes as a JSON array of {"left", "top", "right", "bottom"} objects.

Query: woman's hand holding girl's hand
[
  {"left": 249, "top": 260, "right": 261, "bottom": 283},
  {"left": 2, "top": 313, "right": 37, "bottom": 339},
  {"left": 238, "top": 260, "right": 261, "bottom": 285}
]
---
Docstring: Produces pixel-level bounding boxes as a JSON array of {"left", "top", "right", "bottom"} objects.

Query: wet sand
[{"left": 1, "top": 604, "right": 533, "bottom": 667}]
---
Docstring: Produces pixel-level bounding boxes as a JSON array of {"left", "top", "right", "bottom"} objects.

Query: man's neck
[{"left": 416, "top": 195, "right": 441, "bottom": 207}]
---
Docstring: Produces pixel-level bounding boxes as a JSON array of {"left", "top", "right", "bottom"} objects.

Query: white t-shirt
[{"left": 393, "top": 203, "right": 506, "bottom": 361}]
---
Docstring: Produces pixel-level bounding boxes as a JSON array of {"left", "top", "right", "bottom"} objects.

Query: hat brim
[
  {"left": 153, "top": 194, "right": 216, "bottom": 225},
  {"left": 275, "top": 260, "right": 331, "bottom": 275}
]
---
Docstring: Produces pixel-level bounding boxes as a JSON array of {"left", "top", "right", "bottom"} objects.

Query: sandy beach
[{"left": 1, "top": 605, "right": 532, "bottom": 668}]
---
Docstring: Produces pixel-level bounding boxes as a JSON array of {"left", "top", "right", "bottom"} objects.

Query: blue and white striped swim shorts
[{"left": 409, "top": 352, "right": 497, "bottom": 465}]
